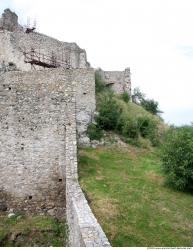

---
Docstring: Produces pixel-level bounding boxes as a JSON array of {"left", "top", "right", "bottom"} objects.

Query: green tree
[
  {"left": 132, "top": 87, "right": 162, "bottom": 116},
  {"left": 161, "top": 125, "right": 193, "bottom": 192},
  {"left": 132, "top": 87, "right": 145, "bottom": 104},
  {"left": 141, "top": 99, "right": 162, "bottom": 115}
]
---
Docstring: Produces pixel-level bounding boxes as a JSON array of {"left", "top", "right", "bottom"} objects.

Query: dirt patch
[
  {"left": 107, "top": 224, "right": 118, "bottom": 241},
  {"left": 79, "top": 150, "right": 100, "bottom": 161},
  {"left": 95, "top": 176, "right": 105, "bottom": 181},
  {"left": 146, "top": 171, "right": 164, "bottom": 185},
  {"left": 92, "top": 197, "right": 119, "bottom": 219}
]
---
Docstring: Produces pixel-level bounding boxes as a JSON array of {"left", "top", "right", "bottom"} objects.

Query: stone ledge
[{"left": 65, "top": 101, "right": 111, "bottom": 247}]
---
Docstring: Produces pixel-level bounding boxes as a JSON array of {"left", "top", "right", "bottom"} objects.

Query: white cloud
[{"left": 1, "top": 0, "right": 193, "bottom": 125}]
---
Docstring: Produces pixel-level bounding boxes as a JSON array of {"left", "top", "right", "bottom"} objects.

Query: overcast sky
[{"left": 1, "top": 0, "right": 193, "bottom": 126}]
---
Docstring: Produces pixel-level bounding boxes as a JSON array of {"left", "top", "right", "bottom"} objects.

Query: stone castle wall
[
  {"left": 97, "top": 68, "right": 131, "bottom": 95},
  {"left": 0, "top": 67, "right": 110, "bottom": 246},
  {"left": 0, "top": 68, "right": 95, "bottom": 217},
  {"left": 0, "top": 70, "right": 68, "bottom": 217},
  {"left": 72, "top": 69, "right": 96, "bottom": 145},
  {"left": 0, "top": 8, "right": 123, "bottom": 246}
]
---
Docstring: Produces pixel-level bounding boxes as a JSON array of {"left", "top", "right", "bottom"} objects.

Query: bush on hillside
[
  {"left": 132, "top": 87, "right": 145, "bottom": 104},
  {"left": 94, "top": 73, "right": 163, "bottom": 146},
  {"left": 141, "top": 99, "right": 162, "bottom": 116},
  {"left": 86, "top": 123, "right": 103, "bottom": 141},
  {"left": 137, "top": 116, "right": 159, "bottom": 146},
  {"left": 161, "top": 125, "right": 193, "bottom": 192},
  {"left": 120, "top": 92, "right": 130, "bottom": 103},
  {"left": 117, "top": 116, "right": 139, "bottom": 139},
  {"left": 96, "top": 91, "right": 161, "bottom": 146},
  {"left": 96, "top": 93, "right": 121, "bottom": 130},
  {"left": 132, "top": 87, "right": 162, "bottom": 116}
]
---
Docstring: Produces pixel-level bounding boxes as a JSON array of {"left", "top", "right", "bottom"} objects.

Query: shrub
[
  {"left": 138, "top": 116, "right": 153, "bottom": 137},
  {"left": 132, "top": 87, "right": 162, "bottom": 116},
  {"left": 132, "top": 87, "right": 145, "bottom": 104},
  {"left": 137, "top": 116, "right": 159, "bottom": 146},
  {"left": 95, "top": 71, "right": 106, "bottom": 93},
  {"left": 87, "top": 123, "right": 103, "bottom": 141},
  {"left": 118, "top": 116, "right": 139, "bottom": 139},
  {"left": 94, "top": 85, "right": 162, "bottom": 147},
  {"left": 96, "top": 93, "right": 121, "bottom": 130},
  {"left": 141, "top": 99, "right": 162, "bottom": 115},
  {"left": 161, "top": 125, "right": 193, "bottom": 192},
  {"left": 120, "top": 92, "right": 130, "bottom": 103}
]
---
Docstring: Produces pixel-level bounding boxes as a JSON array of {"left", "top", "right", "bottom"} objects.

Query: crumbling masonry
[{"left": 0, "top": 9, "right": 131, "bottom": 246}]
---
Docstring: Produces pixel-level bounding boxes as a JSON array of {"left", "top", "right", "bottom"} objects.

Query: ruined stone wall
[
  {"left": 0, "top": 68, "right": 95, "bottom": 216},
  {"left": 0, "top": 69, "right": 69, "bottom": 217},
  {"left": 97, "top": 68, "right": 131, "bottom": 95},
  {"left": 73, "top": 69, "right": 95, "bottom": 145},
  {"left": 0, "top": 9, "right": 22, "bottom": 32},
  {"left": 0, "top": 30, "right": 89, "bottom": 71},
  {"left": 65, "top": 99, "right": 110, "bottom": 247},
  {"left": 0, "top": 9, "right": 89, "bottom": 71},
  {"left": 0, "top": 68, "right": 110, "bottom": 246}
]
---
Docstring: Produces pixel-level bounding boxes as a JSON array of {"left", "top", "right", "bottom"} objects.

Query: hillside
[
  {"left": 78, "top": 145, "right": 193, "bottom": 247},
  {"left": 90, "top": 83, "right": 167, "bottom": 149},
  {"left": 78, "top": 74, "right": 193, "bottom": 247}
]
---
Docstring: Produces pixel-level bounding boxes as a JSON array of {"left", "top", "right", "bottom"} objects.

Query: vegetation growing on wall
[
  {"left": 86, "top": 123, "right": 103, "bottom": 141},
  {"left": 95, "top": 71, "right": 107, "bottom": 94}
]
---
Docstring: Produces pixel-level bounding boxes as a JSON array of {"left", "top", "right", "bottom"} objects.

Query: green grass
[
  {"left": 0, "top": 213, "right": 68, "bottom": 247},
  {"left": 78, "top": 145, "right": 193, "bottom": 247}
]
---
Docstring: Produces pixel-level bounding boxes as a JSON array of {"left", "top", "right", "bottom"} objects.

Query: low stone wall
[{"left": 65, "top": 98, "right": 111, "bottom": 247}]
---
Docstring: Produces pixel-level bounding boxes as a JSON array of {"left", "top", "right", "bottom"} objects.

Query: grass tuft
[{"left": 0, "top": 214, "right": 67, "bottom": 247}]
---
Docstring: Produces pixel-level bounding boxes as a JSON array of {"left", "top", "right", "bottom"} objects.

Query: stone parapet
[{"left": 65, "top": 98, "right": 111, "bottom": 247}]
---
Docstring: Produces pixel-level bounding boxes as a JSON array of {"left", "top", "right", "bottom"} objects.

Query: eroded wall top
[
  {"left": 0, "top": 9, "right": 90, "bottom": 71},
  {"left": 0, "top": 8, "right": 21, "bottom": 32}
]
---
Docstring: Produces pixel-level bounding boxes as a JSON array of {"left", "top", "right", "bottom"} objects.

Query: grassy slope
[
  {"left": 0, "top": 213, "right": 67, "bottom": 247},
  {"left": 78, "top": 145, "right": 193, "bottom": 247},
  {"left": 97, "top": 92, "right": 162, "bottom": 122},
  {"left": 118, "top": 98, "right": 167, "bottom": 134},
  {"left": 97, "top": 93, "right": 167, "bottom": 143}
]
